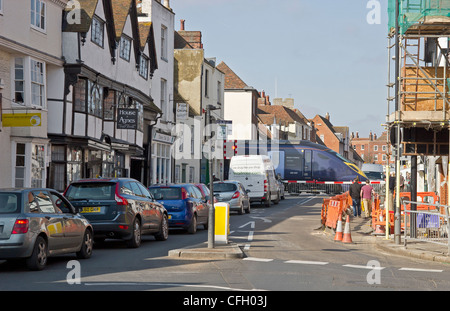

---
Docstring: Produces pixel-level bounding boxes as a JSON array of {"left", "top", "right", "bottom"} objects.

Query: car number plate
[{"left": 81, "top": 206, "right": 101, "bottom": 213}]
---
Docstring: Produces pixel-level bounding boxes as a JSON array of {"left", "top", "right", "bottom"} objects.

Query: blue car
[{"left": 148, "top": 184, "right": 209, "bottom": 234}]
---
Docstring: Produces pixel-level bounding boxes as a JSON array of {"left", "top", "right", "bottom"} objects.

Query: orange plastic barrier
[{"left": 321, "top": 191, "right": 351, "bottom": 230}]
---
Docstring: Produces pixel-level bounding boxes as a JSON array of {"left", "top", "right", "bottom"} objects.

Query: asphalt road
[{"left": 2, "top": 194, "right": 450, "bottom": 294}]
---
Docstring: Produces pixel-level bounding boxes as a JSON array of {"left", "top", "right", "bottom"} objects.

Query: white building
[
  {"left": 138, "top": 0, "right": 175, "bottom": 185},
  {"left": 0, "top": 0, "right": 68, "bottom": 188},
  {"left": 216, "top": 61, "right": 259, "bottom": 142},
  {"left": 45, "top": 0, "right": 160, "bottom": 191},
  {"left": 174, "top": 22, "right": 225, "bottom": 182}
]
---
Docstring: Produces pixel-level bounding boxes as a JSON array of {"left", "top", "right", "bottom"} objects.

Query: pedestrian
[
  {"left": 388, "top": 172, "right": 395, "bottom": 210},
  {"left": 349, "top": 177, "right": 362, "bottom": 217},
  {"left": 360, "top": 179, "right": 375, "bottom": 218}
]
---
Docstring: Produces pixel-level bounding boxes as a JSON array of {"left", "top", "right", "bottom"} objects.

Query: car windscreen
[
  {"left": 213, "top": 183, "right": 237, "bottom": 192},
  {"left": 149, "top": 187, "right": 181, "bottom": 200},
  {"left": 65, "top": 182, "right": 115, "bottom": 200},
  {"left": 0, "top": 193, "right": 20, "bottom": 214},
  {"left": 364, "top": 172, "right": 384, "bottom": 180}
]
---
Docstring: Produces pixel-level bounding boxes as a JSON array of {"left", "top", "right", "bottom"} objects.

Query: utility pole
[{"left": 394, "top": 0, "right": 402, "bottom": 244}]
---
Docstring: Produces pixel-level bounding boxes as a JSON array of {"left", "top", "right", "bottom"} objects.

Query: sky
[{"left": 170, "top": 0, "right": 391, "bottom": 138}]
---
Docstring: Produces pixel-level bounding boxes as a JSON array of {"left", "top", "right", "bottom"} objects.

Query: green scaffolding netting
[{"left": 388, "top": 0, "right": 450, "bottom": 34}]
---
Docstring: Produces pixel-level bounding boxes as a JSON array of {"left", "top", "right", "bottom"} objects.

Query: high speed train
[{"left": 232, "top": 140, "right": 367, "bottom": 183}]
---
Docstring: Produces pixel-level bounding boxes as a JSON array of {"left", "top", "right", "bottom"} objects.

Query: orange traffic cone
[
  {"left": 342, "top": 215, "right": 353, "bottom": 243},
  {"left": 334, "top": 214, "right": 343, "bottom": 241}
]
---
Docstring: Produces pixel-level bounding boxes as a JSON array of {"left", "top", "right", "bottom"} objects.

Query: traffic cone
[
  {"left": 334, "top": 214, "right": 343, "bottom": 241},
  {"left": 342, "top": 215, "right": 353, "bottom": 243}
]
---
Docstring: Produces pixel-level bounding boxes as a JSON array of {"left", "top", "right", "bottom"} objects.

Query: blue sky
[{"left": 170, "top": 0, "right": 390, "bottom": 138}]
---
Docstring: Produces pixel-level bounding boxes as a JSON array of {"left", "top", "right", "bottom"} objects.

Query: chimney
[
  {"left": 164, "top": 0, "right": 170, "bottom": 9},
  {"left": 180, "top": 19, "right": 185, "bottom": 31},
  {"left": 266, "top": 95, "right": 270, "bottom": 105},
  {"left": 356, "top": 131, "right": 359, "bottom": 138},
  {"left": 369, "top": 131, "right": 373, "bottom": 141},
  {"left": 325, "top": 112, "right": 330, "bottom": 121},
  {"left": 261, "top": 90, "right": 265, "bottom": 99}
]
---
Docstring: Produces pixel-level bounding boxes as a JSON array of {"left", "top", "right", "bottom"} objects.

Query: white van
[
  {"left": 229, "top": 155, "right": 280, "bottom": 206},
  {"left": 361, "top": 163, "right": 385, "bottom": 181}
]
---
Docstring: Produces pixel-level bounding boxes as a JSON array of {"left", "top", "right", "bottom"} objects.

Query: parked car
[
  {"left": 148, "top": 184, "right": 209, "bottom": 234},
  {"left": 213, "top": 180, "right": 250, "bottom": 214},
  {"left": 64, "top": 178, "right": 168, "bottom": 248},
  {"left": 0, "top": 188, "right": 94, "bottom": 270},
  {"left": 276, "top": 174, "right": 285, "bottom": 200},
  {"left": 195, "top": 183, "right": 217, "bottom": 204}
]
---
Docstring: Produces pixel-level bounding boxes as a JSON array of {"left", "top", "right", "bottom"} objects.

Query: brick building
[{"left": 351, "top": 131, "right": 394, "bottom": 166}]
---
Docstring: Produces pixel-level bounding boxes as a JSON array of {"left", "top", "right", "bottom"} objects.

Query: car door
[
  {"left": 129, "top": 182, "right": 151, "bottom": 231},
  {"left": 28, "top": 190, "right": 66, "bottom": 252},
  {"left": 137, "top": 183, "right": 160, "bottom": 231},
  {"left": 191, "top": 185, "right": 208, "bottom": 224},
  {"left": 49, "top": 191, "right": 84, "bottom": 249}
]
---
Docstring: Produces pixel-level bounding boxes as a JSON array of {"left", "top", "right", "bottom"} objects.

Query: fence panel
[{"left": 403, "top": 200, "right": 450, "bottom": 254}]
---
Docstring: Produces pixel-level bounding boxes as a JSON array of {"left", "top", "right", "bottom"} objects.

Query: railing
[{"left": 403, "top": 200, "right": 450, "bottom": 254}]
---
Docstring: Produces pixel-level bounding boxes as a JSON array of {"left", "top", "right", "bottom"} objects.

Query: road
[{"left": 2, "top": 194, "right": 450, "bottom": 293}]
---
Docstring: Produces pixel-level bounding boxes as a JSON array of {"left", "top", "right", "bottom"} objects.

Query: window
[
  {"left": 161, "top": 25, "right": 167, "bottom": 60},
  {"left": 374, "top": 145, "right": 378, "bottom": 151},
  {"left": 91, "top": 16, "right": 104, "bottom": 47},
  {"left": 31, "top": 0, "right": 46, "bottom": 31},
  {"left": 103, "top": 89, "right": 115, "bottom": 120},
  {"left": 119, "top": 36, "right": 131, "bottom": 61},
  {"left": 31, "top": 59, "right": 45, "bottom": 107},
  {"left": 361, "top": 145, "right": 365, "bottom": 150},
  {"left": 74, "top": 79, "right": 86, "bottom": 112},
  {"left": 87, "top": 80, "right": 103, "bottom": 117},
  {"left": 204, "top": 69, "right": 209, "bottom": 97},
  {"left": 15, "top": 143, "right": 26, "bottom": 187},
  {"left": 31, "top": 144, "right": 45, "bottom": 187},
  {"left": 139, "top": 54, "right": 149, "bottom": 79},
  {"left": 14, "top": 58, "right": 25, "bottom": 103}
]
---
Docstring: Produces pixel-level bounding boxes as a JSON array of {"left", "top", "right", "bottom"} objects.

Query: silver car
[
  {"left": 0, "top": 188, "right": 93, "bottom": 270},
  {"left": 213, "top": 181, "right": 250, "bottom": 214}
]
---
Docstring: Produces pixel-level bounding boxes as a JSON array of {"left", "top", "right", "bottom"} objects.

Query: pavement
[
  {"left": 168, "top": 215, "right": 450, "bottom": 263},
  {"left": 325, "top": 214, "right": 450, "bottom": 264}
]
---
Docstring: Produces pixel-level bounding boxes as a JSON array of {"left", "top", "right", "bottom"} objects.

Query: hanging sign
[
  {"left": 2, "top": 112, "right": 41, "bottom": 127},
  {"left": 117, "top": 108, "right": 138, "bottom": 129}
]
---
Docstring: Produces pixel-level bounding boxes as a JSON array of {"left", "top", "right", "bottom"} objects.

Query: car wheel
[
  {"left": 246, "top": 201, "right": 251, "bottom": 214},
  {"left": 238, "top": 203, "right": 244, "bottom": 215},
  {"left": 126, "top": 218, "right": 142, "bottom": 248},
  {"left": 187, "top": 214, "right": 197, "bottom": 234},
  {"left": 77, "top": 229, "right": 93, "bottom": 259},
  {"left": 274, "top": 192, "right": 280, "bottom": 204},
  {"left": 26, "top": 236, "right": 48, "bottom": 271},
  {"left": 154, "top": 214, "right": 169, "bottom": 241},
  {"left": 265, "top": 193, "right": 271, "bottom": 207}
]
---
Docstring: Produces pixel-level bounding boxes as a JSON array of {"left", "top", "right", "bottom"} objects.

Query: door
[
  {"left": 129, "top": 182, "right": 152, "bottom": 230},
  {"left": 50, "top": 191, "right": 84, "bottom": 249},
  {"left": 28, "top": 191, "right": 65, "bottom": 252},
  {"left": 137, "top": 182, "right": 160, "bottom": 230}
]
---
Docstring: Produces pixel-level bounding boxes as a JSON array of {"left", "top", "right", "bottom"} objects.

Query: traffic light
[{"left": 223, "top": 140, "right": 238, "bottom": 159}]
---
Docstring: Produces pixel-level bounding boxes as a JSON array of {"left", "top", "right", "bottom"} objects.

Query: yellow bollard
[{"left": 214, "top": 203, "right": 230, "bottom": 244}]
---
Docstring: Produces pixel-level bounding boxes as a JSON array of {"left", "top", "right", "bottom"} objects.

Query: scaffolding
[{"left": 387, "top": 0, "right": 450, "bottom": 157}]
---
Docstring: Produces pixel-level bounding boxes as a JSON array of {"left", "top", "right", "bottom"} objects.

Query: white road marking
[
  {"left": 343, "top": 264, "right": 385, "bottom": 270},
  {"left": 285, "top": 260, "right": 329, "bottom": 265},
  {"left": 243, "top": 257, "right": 274, "bottom": 262},
  {"left": 399, "top": 267, "right": 443, "bottom": 273}
]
